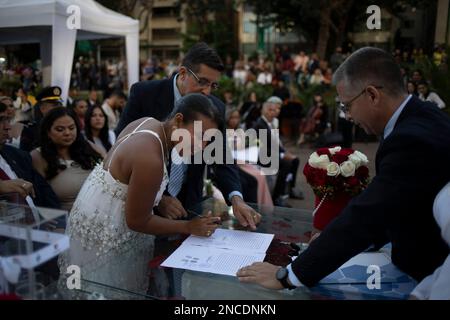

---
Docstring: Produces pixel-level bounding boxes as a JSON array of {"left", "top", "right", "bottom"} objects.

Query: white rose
[
  {"left": 309, "top": 153, "right": 330, "bottom": 170},
  {"left": 348, "top": 154, "right": 362, "bottom": 168},
  {"left": 340, "top": 161, "right": 356, "bottom": 177},
  {"left": 329, "top": 146, "right": 342, "bottom": 155},
  {"left": 353, "top": 150, "right": 369, "bottom": 165},
  {"left": 326, "top": 162, "right": 340, "bottom": 177}
]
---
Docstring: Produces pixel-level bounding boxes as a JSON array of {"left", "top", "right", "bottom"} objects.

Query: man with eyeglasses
[
  {"left": 115, "top": 42, "right": 260, "bottom": 229},
  {"left": 0, "top": 101, "right": 60, "bottom": 208},
  {"left": 238, "top": 47, "right": 450, "bottom": 293}
]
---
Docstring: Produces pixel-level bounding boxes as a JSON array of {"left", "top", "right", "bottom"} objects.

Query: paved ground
[{"left": 284, "top": 140, "right": 380, "bottom": 210}]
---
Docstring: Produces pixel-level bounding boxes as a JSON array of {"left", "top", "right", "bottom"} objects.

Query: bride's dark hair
[{"left": 167, "top": 93, "right": 224, "bottom": 131}]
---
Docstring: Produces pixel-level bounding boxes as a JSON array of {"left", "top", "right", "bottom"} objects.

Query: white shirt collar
[
  {"left": 383, "top": 95, "right": 413, "bottom": 139},
  {"left": 261, "top": 115, "right": 272, "bottom": 127},
  {"left": 173, "top": 74, "right": 182, "bottom": 104}
]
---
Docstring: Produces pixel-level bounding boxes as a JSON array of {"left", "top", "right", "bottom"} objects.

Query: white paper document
[{"left": 161, "top": 229, "right": 274, "bottom": 276}]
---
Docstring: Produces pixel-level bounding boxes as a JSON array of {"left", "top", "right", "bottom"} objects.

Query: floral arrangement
[{"left": 303, "top": 146, "right": 370, "bottom": 199}]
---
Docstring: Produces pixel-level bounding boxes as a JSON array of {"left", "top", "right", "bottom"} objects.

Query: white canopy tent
[{"left": 0, "top": 0, "right": 140, "bottom": 103}]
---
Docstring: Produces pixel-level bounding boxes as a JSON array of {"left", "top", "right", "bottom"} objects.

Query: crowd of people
[{"left": 0, "top": 41, "right": 449, "bottom": 299}]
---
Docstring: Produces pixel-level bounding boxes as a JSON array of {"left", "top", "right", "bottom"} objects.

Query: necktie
[{"left": 168, "top": 161, "right": 186, "bottom": 197}]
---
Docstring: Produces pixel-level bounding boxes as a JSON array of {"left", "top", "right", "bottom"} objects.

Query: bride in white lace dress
[{"left": 58, "top": 94, "right": 222, "bottom": 295}]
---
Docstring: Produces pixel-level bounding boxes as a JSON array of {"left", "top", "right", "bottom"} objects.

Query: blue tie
[{"left": 168, "top": 161, "right": 186, "bottom": 197}]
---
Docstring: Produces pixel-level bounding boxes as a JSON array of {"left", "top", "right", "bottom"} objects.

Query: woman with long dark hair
[
  {"left": 83, "top": 105, "right": 116, "bottom": 157},
  {"left": 31, "top": 107, "right": 102, "bottom": 211}
]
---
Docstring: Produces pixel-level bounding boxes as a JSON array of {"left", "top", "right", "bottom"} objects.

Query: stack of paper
[{"left": 161, "top": 229, "right": 274, "bottom": 276}]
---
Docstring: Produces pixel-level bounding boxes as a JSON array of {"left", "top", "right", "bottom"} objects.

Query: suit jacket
[
  {"left": 0, "top": 145, "right": 61, "bottom": 209},
  {"left": 115, "top": 78, "right": 242, "bottom": 209},
  {"left": 253, "top": 117, "right": 285, "bottom": 166},
  {"left": 292, "top": 96, "right": 450, "bottom": 287}
]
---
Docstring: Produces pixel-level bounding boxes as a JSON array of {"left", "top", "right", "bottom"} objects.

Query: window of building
[
  {"left": 152, "top": 28, "right": 181, "bottom": 40},
  {"left": 153, "top": 6, "right": 180, "bottom": 18}
]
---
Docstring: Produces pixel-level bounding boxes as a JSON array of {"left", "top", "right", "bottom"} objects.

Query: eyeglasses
[
  {"left": 186, "top": 67, "right": 220, "bottom": 91},
  {"left": 338, "top": 86, "right": 383, "bottom": 114}
]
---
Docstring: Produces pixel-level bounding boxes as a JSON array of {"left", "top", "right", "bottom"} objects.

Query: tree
[
  {"left": 247, "top": 0, "right": 431, "bottom": 59},
  {"left": 97, "top": 0, "right": 154, "bottom": 33},
  {"left": 175, "top": 0, "right": 240, "bottom": 58}
]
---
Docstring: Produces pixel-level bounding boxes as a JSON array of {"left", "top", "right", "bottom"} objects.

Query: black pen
[{"left": 186, "top": 209, "right": 222, "bottom": 224}]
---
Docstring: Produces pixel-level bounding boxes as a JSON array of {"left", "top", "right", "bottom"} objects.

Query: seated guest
[
  {"left": 70, "top": 99, "right": 88, "bottom": 131},
  {"left": 83, "top": 105, "right": 116, "bottom": 158},
  {"left": 12, "top": 87, "right": 33, "bottom": 122},
  {"left": 101, "top": 91, "right": 127, "bottom": 131},
  {"left": 406, "top": 81, "right": 418, "bottom": 96},
  {"left": 417, "top": 81, "right": 446, "bottom": 109},
  {"left": 226, "top": 108, "right": 273, "bottom": 207},
  {"left": 297, "top": 94, "right": 327, "bottom": 145},
  {"left": 20, "top": 86, "right": 64, "bottom": 152},
  {"left": 238, "top": 47, "right": 450, "bottom": 291},
  {"left": 31, "top": 107, "right": 102, "bottom": 212},
  {"left": 240, "top": 91, "right": 261, "bottom": 130},
  {"left": 253, "top": 99, "right": 302, "bottom": 207},
  {"left": 0, "top": 102, "right": 60, "bottom": 209},
  {"left": 0, "top": 96, "right": 23, "bottom": 149},
  {"left": 66, "top": 87, "right": 78, "bottom": 108},
  {"left": 410, "top": 182, "right": 450, "bottom": 299},
  {"left": 87, "top": 88, "right": 100, "bottom": 108}
]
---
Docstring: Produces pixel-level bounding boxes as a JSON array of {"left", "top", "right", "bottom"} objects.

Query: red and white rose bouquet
[{"left": 303, "top": 146, "right": 370, "bottom": 230}]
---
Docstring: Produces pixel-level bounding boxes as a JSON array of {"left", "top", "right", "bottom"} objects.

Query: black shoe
[
  {"left": 289, "top": 189, "right": 305, "bottom": 200},
  {"left": 274, "top": 197, "right": 292, "bottom": 208}
]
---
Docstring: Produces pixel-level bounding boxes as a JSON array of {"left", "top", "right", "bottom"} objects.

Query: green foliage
[
  {"left": 215, "top": 76, "right": 273, "bottom": 107},
  {"left": 0, "top": 77, "right": 22, "bottom": 96},
  {"left": 177, "top": 0, "right": 238, "bottom": 59}
]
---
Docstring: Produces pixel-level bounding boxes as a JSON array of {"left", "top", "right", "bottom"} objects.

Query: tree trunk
[
  {"left": 316, "top": 0, "right": 332, "bottom": 59},
  {"left": 335, "top": 0, "right": 354, "bottom": 47}
]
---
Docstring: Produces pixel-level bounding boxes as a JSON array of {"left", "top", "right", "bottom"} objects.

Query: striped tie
[{"left": 168, "top": 161, "right": 186, "bottom": 197}]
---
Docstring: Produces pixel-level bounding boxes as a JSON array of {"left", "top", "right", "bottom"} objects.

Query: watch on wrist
[{"left": 276, "top": 267, "right": 296, "bottom": 290}]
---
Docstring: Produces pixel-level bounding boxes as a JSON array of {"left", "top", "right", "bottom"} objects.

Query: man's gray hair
[
  {"left": 333, "top": 47, "right": 406, "bottom": 97},
  {"left": 266, "top": 96, "right": 283, "bottom": 105}
]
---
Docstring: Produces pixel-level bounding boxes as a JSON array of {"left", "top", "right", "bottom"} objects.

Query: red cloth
[
  {"left": 313, "top": 193, "right": 352, "bottom": 231},
  {"left": 0, "top": 167, "right": 11, "bottom": 180}
]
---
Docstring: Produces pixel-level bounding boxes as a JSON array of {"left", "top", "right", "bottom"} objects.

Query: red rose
[
  {"left": 316, "top": 148, "right": 331, "bottom": 156},
  {"left": 356, "top": 166, "right": 369, "bottom": 179},
  {"left": 315, "top": 169, "right": 327, "bottom": 186},
  {"left": 339, "top": 149, "right": 354, "bottom": 157},
  {"left": 331, "top": 153, "right": 348, "bottom": 164},
  {"left": 347, "top": 176, "right": 360, "bottom": 187}
]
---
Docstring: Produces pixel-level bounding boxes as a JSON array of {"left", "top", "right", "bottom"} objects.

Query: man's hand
[
  {"left": 237, "top": 262, "right": 283, "bottom": 290},
  {"left": 0, "top": 179, "right": 35, "bottom": 198},
  {"left": 156, "top": 195, "right": 187, "bottom": 220},
  {"left": 231, "top": 196, "right": 261, "bottom": 230}
]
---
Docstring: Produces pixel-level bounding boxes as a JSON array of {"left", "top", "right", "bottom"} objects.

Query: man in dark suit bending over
[
  {"left": 115, "top": 43, "right": 260, "bottom": 228},
  {"left": 237, "top": 47, "right": 450, "bottom": 290}
]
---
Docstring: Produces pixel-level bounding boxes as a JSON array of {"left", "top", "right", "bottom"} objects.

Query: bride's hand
[{"left": 186, "top": 212, "right": 221, "bottom": 237}]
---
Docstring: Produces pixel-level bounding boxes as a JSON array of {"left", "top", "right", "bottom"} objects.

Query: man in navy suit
[
  {"left": 253, "top": 98, "right": 302, "bottom": 207},
  {"left": 238, "top": 47, "right": 450, "bottom": 290},
  {"left": 115, "top": 43, "right": 260, "bottom": 228},
  {"left": 0, "top": 102, "right": 60, "bottom": 209}
]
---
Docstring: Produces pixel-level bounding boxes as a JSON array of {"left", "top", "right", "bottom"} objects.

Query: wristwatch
[{"left": 276, "top": 267, "right": 296, "bottom": 290}]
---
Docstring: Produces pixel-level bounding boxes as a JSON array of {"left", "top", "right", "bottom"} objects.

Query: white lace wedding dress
[{"left": 58, "top": 118, "right": 169, "bottom": 296}]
